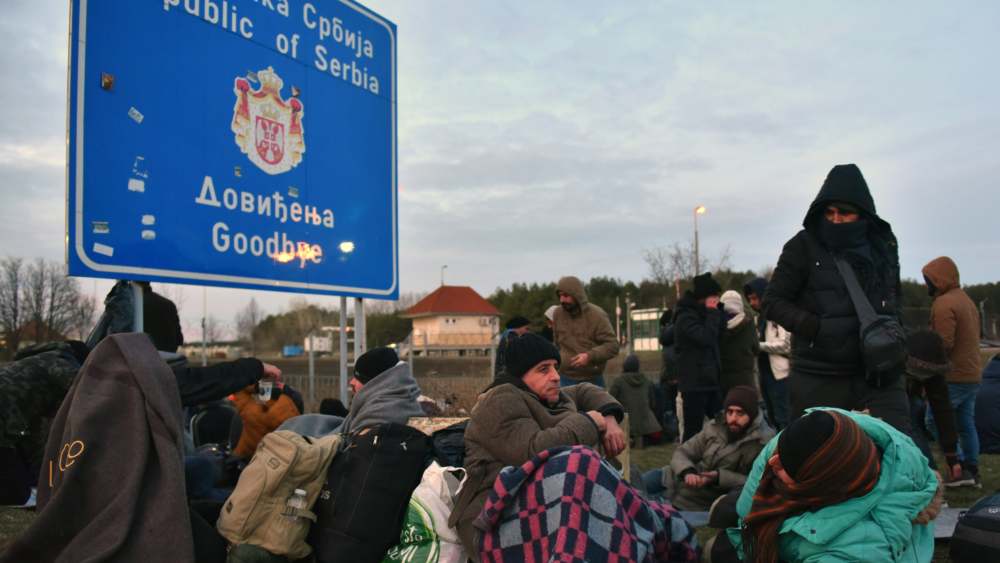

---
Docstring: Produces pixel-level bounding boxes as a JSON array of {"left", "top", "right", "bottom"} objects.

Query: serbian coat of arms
[{"left": 231, "top": 67, "right": 305, "bottom": 175}]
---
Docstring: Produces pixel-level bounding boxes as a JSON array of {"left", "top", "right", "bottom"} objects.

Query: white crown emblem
[{"left": 231, "top": 67, "right": 305, "bottom": 175}]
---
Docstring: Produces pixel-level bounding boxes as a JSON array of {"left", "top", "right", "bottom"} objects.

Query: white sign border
[{"left": 67, "top": 0, "right": 398, "bottom": 297}]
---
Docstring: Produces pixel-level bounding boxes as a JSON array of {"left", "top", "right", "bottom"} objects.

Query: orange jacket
[
  {"left": 922, "top": 257, "right": 982, "bottom": 383},
  {"left": 232, "top": 386, "right": 301, "bottom": 458}
]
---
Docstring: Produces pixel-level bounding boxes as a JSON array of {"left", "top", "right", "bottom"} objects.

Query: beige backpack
[{"left": 217, "top": 430, "right": 343, "bottom": 559}]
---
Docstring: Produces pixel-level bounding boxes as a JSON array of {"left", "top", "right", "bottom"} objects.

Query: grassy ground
[
  {"left": 2, "top": 444, "right": 995, "bottom": 560},
  {"left": 631, "top": 443, "right": 999, "bottom": 563}
]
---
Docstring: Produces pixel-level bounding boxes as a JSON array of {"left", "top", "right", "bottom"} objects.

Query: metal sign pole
[
  {"left": 354, "top": 298, "right": 366, "bottom": 355},
  {"left": 130, "top": 281, "right": 143, "bottom": 334},
  {"left": 339, "top": 296, "right": 348, "bottom": 402},
  {"left": 308, "top": 332, "right": 315, "bottom": 406}
]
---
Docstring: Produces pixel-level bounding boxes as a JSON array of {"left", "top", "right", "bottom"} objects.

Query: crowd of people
[{"left": 0, "top": 162, "right": 996, "bottom": 562}]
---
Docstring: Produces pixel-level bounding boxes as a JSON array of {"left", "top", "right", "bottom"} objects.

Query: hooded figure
[
  {"left": 552, "top": 276, "right": 619, "bottom": 385},
  {"left": 609, "top": 354, "right": 662, "bottom": 439},
  {"left": 922, "top": 256, "right": 983, "bottom": 485},
  {"left": 921, "top": 257, "right": 981, "bottom": 384},
  {"left": 726, "top": 409, "right": 938, "bottom": 563},
  {"left": 762, "top": 164, "right": 909, "bottom": 432},
  {"left": 1, "top": 334, "right": 195, "bottom": 563},
  {"left": 718, "top": 290, "right": 760, "bottom": 395}
]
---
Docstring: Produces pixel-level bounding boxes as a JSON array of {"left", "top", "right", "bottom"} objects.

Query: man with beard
[
  {"left": 764, "top": 164, "right": 910, "bottom": 433},
  {"left": 553, "top": 276, "right": 619, "bottom": 387},
  {"left": 642, "top": 386, "right": 774, "bottom": 511}
]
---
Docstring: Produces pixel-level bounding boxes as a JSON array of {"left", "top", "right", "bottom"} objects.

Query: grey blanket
[
  {"left": 340, "top": 361, "right": 424, "bottom": 435},
  {"left": 280, "top": 362, "right": 424, "bottom": 438}
]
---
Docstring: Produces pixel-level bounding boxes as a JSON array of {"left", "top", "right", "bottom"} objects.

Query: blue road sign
[{"left": 67, "top": 0, "right": 398, "bottom": 299}]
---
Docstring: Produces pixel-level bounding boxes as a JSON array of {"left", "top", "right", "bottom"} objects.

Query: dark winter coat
[
  {"left": 450, "top": 382, "right": 622, "bottom": 559},
  {"left": 173, "top": 358, "right": 264, "bottom": 407},
  {"left": 719, "top": 292, "right": 759, "bottom": 394},
  {"left": 142, "top": 285, "right": 184, "bottom": 352},
  {"left": 659, "top": 323, "right": 677, "bottom": 383},
  {"left": 610, "top": 372, "right": 662, "bottom": 437},
  {"left": 975, "top": 356, "right": 1000, "bottom": 454},
  {"left": 763, "top": 164, "right": 902, "bottom": 378},
  {"left": 673, "top": 292, "right": 723, "bottom": 392}
]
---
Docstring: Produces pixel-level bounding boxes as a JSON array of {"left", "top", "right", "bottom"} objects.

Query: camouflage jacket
[{"left": 0, "top": 342, "right": 85, "bottom": 451}]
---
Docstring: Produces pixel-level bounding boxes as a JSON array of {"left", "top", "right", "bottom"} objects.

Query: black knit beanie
[
  {"left": 724, "top": 385, "right": 759, "bottom": 422},
  {"left": 692, "top": 272, "right": 722, "bottom": 300},
  {"left": 778, "top": 410, "right": 836, "bottom": 479},
  {"left": 505, "top": 332, "right": 561, "bottom": 379},
  {"left": 354, "top": 346, "right": 399, "bottom": 384},
  {"left": 623, "top": 354, "right": 640, "bottom": 373},
  {"left": 505, "top": 316, "right": 531, "bottom": 330}
]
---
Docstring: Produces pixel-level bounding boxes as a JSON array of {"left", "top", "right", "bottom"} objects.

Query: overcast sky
[{"left": 1, "top": 1, "right": 997, "bottom": 338}]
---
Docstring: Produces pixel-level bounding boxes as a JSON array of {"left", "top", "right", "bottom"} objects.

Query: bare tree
[
  {"left": 23, "top": 260, "right": 80, "bottom": 343},
  {"left": 0, "top": 257, "right": 25, "bottom": 357},
  {"left": 162, "top": 284, "right": 186, "bottom": 315},
  {"left": 203, "top": 315, "right": 222, "bottom": 345},
  {"left": 643, "top": 240, "right": 734, "bottom": 284},
  {"left": 70, "top": 294, "right": 98, "bottom": 340},
  {"left": 235, "top": 297, "right": 262, "bottom": 355}
]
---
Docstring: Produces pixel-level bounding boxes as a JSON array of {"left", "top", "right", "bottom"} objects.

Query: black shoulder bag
[{"left": 834, "top": 257, "right": 908, "bottom": 388}]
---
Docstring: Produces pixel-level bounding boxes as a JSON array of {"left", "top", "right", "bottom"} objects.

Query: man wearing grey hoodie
[
  {"left": 553, "top": 276, "right": 620, "bottom": 388},
  {"left": 280, "top": 347, "right": 425, "bottom": 437}
]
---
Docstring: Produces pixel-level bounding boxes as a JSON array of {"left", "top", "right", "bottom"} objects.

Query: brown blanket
[{"left": 1, "top": 333, "right": 194, "bottom": 563}]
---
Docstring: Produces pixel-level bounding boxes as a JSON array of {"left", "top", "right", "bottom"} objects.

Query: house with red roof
[{"left": 401, "top": 285, "right": 500, "bottom": 357}]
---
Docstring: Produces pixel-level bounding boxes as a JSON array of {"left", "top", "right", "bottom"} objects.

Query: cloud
[{"left": 2, "top": 0, "right": 999, "bottom": 333}]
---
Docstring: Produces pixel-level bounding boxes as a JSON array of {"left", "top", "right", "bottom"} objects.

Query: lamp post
[
  {"left": 693, "top": 205, "right": 706, "bottom": 276},
  {"left": 440, "top": 264, "right": 448, "bottom": 286}
]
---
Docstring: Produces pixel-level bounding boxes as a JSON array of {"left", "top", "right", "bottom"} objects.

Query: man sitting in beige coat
[
  {"left": 553, "top": 275, "right": 619, "bottom": 388},
  {"left": 642, "top": 386, "right": 774, "bottom": 511},
  {"left": 449, "top": 332, "right": 626, "bottom": 560}
]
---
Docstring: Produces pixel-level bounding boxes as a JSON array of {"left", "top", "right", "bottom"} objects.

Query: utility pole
[{"left": 693, "top": 205, "right": 706, "bottom": 276}]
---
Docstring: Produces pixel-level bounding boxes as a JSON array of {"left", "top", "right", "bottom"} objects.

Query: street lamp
[
  {"left": 440, "top": 264, "right": 448, "bottom": 286},
  {"left": 693, "top": 205, "right": 706, "bottom": 276}
]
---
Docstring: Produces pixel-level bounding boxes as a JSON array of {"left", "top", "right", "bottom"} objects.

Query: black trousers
[
  {"left": 788, "top": 371, "right": 911, "bottom": 435},
  {"left": 681, "top": 389, "right": 722, "bottom": 442}
]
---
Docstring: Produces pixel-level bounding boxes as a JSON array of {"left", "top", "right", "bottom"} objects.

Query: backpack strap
[{"left": 833, "top": 257, "right": 878, "bottom": 327}]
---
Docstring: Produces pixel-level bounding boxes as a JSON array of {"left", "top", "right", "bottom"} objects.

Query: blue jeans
[
  {"left": 641, "top": 468, "right": 666, "bottom": 499},
  {"left": 927, "top": 383, "right": 980, "bottom": 468},
  {"left": 759, "top": 366, "right": 789, "bottom": 430},
  {"left": 560, "top": 373, "right": 605, "bottom": 388}
]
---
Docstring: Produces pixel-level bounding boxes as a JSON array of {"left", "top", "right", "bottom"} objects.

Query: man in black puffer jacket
[
  {"left": 675, "top": 272, "right": 724, "bottom": 442},
  {"left": 763, "top": 163, "right": 909, "bottom": 433}
]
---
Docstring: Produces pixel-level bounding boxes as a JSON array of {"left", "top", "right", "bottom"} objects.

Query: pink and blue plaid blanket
[{"left": 475, "top": 445, "right": 699, "bottom": 562}]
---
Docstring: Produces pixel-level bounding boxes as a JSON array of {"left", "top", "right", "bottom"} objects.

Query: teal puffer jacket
[{"left": 727, "top": 408, "right": 938, "bottom": 563}]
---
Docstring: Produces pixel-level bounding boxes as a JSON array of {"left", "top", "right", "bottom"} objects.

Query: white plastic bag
[{"left": 383, "top": 462, "right": 467, "bottom": 563}]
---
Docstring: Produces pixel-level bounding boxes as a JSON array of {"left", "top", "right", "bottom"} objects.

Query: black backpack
[
  {"left": 309, "top": 423, "right": 429, "bottom": 563},
  {"left": 951, "top": 493, "right": 1000, "bottom": 562}
]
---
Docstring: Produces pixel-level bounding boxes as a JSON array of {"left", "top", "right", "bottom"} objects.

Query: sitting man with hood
[
  {"left": 609, "top": 353, "right": 662, "bottom": 447},
  {"left": 450, "top": 332, "right": 627, "bottom": 560},
  {"left": 279, "top": 347, "right": 424, "bottom": 437},
  {"left": 643, "top": 386, "right": 774, "bottom": 511},
  {"left": 719, "top": 408, "right": 940, "bottom": 563}
]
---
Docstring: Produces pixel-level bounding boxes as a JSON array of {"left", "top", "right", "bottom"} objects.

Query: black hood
[
  {"left": 803, "top": 164, "right": 894, "bottom": 238},
  {"left": 743, "top": 277, "right": 768, "bottom": 299}
]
